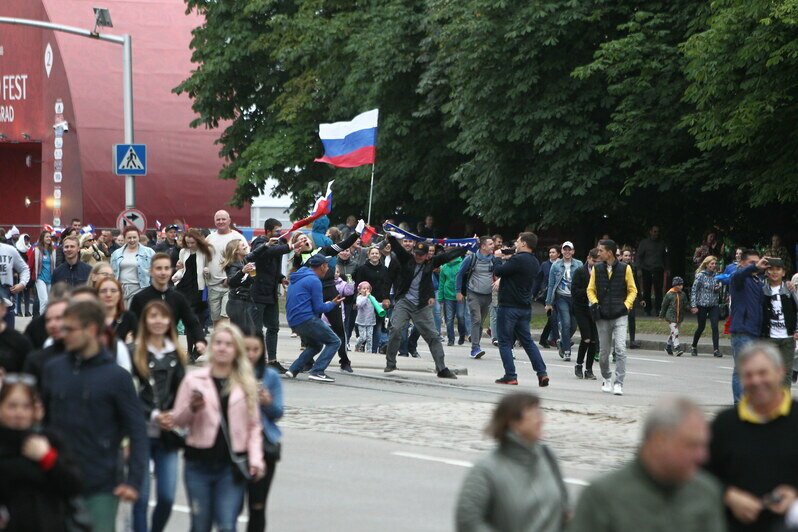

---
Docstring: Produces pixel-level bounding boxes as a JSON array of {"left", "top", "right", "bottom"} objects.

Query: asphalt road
[{"left": 125, "top": 329, "right": 739, "bottom": 531}]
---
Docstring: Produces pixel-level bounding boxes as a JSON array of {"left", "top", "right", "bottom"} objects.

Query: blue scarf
[{"left": 384, "top": 223, "right": 478, "bottom": 252}]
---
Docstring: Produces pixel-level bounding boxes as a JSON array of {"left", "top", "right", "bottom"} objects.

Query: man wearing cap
[
  {"left": 760, "top": 257, "right": 798, "bottom": 385},
  {"left": 155, "top": 224, "right": 180, "bottom": 256},
  {"left": 545, "top": 241, "right": 583, "bottom": 362},
  {"left": 284, "top": 254, "right": 345, "bottom": 382},
  {"left": 0, "top": 235, "right": 31, "bottom": 330},
  {"left": 659, "top": 276, "right": 691, "bottom": 356},
  {"left": 383, "top": 230, "right": 468, "bottom": 378}
]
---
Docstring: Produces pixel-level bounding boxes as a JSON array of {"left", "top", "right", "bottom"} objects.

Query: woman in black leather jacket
[
  {"left": 223, "top": 239, "right": 256, "bottom": 335},
  {"left": 130, "top": 300, "right": 187, "bottom": 532}
]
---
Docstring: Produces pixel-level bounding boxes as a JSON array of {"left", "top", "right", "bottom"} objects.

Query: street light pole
[{"left": 0, "top": 16, "right": 135, "bottom": 207}]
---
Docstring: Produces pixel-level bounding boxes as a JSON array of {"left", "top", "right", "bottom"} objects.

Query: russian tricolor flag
[{"left": 315, "top": 109, "right": 378, "bottom": 168}]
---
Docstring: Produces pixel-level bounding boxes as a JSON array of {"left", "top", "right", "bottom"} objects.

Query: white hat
[
  {"left": 561, "top": 241, "right": 574, "bottom": 249},
  {"left": 6, "top": 225, "right": 19, "bottom": 239}
]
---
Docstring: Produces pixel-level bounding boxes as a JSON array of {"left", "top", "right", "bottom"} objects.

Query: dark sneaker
[
  {"left": 495, "top": 376, "right": 518, "bottom": 385},
  {"left": 538, "top": 375, "right": 550, "bottom": 387},
  {"left": 714, "top": 350, "right": 722, "bottom": 358},
  {"left": 574, "top": 364, "right": 583, "bottom": 379},
  {"left": 470, "top": 347, "right": 486, "bottom": 359},
  {"left": 308, "top": 373, "right": 335, "bottom": 383},
  {"left": 557, "top": 341, "right": 565, "bottom": 359},
  {"left": 398, "top": 352, "right": 409, "bottom": 357},
  {"left": 340, "top": 364, "right": 353, "bottom": 373},
  {"left": 457, "top": 336, "right": 466, "bottom": 346},
  {"left": 378, "top": 345, "right": 387, "bottom": 354},
  {"left": 492, "top": 339, "right": 499, "bottom": 347},
  {"left": 437, "top": 368, "right": 457, "bottom": 379},
  {"left": 584, "top": 370, "right": 597, "bottom": 380},
  {"left": 268, "top": 360, "right": 288, "bottom": 374},
  {"left": 539, "top": 339, "right": 550, "bottom": 349},
  {"left": 629, "top": 341, "right": 641, "bottom": 349},
  {"left": 563, "top": 351, "right": 571, "bottom": 362},
  {"left": 690, "top": 346, "right": 698, "bottom": 357},
  {"left": 283, "top": 370, "right": 296, "bottom": 379},
  {"left": 674, "top": 347, "right": 684, "bottom": 357},
  {"left": 410, "top": 351, "right": 421, "bottom": 358},
  {"left": 664, "top": 344, "right": 673, "bottom": 356},
  {"left": 384, "top": 365, "right": 397, "bottom": 373},
  {"left": 447, "top": 341, "right": 455, "bottom": 347}
]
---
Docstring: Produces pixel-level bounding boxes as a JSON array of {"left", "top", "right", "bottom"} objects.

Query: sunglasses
[{"left": 3, "top": 373, "right": 37, "bottom": 386}]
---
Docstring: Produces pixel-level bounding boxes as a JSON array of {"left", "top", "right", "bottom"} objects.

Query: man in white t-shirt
[
  {"left": 762, "top": 258, "right": 798, "bottom": 387},
  {"left": 205, "top": 210, "right": 246, "bottom": 325}
]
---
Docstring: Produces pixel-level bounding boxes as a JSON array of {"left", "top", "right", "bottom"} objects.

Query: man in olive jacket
[{"left": 568, "top": 398, "right": 726, "bottom": 532}]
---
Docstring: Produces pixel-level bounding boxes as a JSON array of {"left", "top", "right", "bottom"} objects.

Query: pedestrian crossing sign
[{"left": 114, "top": 144, "right": 147, "bottom": 176}]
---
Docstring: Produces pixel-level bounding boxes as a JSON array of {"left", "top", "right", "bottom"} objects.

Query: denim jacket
[
  {"left": 546, "top": 258, "right": 584, "bottom": 306},
  {"left": 691, "top": 269, "right": 719, "bottom": 308},
  {"left": 111, "top": 244, "right": 155, "bottom": 288}
]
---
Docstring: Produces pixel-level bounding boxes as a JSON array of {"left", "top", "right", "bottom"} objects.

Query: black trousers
[
  {"left": 246, "top": 452, "right": 277, "bottom": 532},
  {"left": 641, "top": 268, "right": 664, "bottom": 313},
  {"left": 323, "top": 285, "right": 351, "bottom": 366},
  {"left": 693, "top": 306, "right": 720, "bottom": 350}
]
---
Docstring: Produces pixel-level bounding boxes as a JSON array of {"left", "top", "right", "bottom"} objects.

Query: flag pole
[{"left": 367, "top": 162, "right": 376, "bottom": 226}]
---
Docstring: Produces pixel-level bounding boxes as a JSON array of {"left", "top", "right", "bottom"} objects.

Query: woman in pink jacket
[{"left": 173, "top": 323, "right": 264, "bottom": 532}]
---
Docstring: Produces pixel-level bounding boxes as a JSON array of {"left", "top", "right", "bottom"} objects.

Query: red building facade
[{"left": 0, "top": 0, "right": 249, "bottom": 230}]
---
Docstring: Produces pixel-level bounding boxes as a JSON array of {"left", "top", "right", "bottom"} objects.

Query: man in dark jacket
[
  {"left": 383, "top": 231, "right": 467, "bottom": 378},
  {"left": 50, "top": 236, "right": 91, "bottom": 287},
  {"left": 246, "top": 218, "right": 297, "bottom": 373},
  {"left": 41, "top": 300, "right": 148, "bottom": 531},
  {"left": 130, "top": 253, "right": 206, "bottom": 358},
  {"left": 23, "top": 297, "right": 68, "bottom": 390},
  {"left": 729, "top": 249, "right": 769, "bottom": 403},
  {"left": 494, "top": 232, "right": 549, "bottom": 386}
]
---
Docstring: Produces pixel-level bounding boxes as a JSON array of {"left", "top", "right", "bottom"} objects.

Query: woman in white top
[{"left": 111, "top": 226, "right": 155, "bottom": 307}]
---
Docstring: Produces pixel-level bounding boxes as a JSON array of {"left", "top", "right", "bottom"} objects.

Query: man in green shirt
[{"left": 568, "top": 397, "right": 726, "bottom": 532}]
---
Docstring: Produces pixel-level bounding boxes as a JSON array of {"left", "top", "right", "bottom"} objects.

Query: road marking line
[
  {"left": 719, "top": 366, "right": 734, "bottom": 370},
  {"left": 627, "top": 371, "right": 661, "bottom": 377},
  {"left": 627, "top": 357, "right": 673, "bottom": 364},
  {"left": 393, "top": 451, "right": 473, "bottom": 468},
  {"left": 391, "top": 452, "right": 590, "bottom": 486},
  {"left": 714, "top": 380, "right": 731, "bottom": 385}
]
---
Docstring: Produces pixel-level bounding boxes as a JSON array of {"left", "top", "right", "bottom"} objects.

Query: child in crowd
[
  {"left": 660, "top": 277, "right": 691, "bottom": 356},
  {"left": 355, "top": 281, "right": 376, "bottom": 353}
]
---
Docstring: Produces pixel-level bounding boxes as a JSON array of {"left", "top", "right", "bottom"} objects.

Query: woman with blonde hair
[
  {"left": 130, "top": 300, "right": 187, "bottom": 532},
  {"left": 222, "top": 239, "right": 256, "bottom": 334},
  {"left": 690, "top": 255, "right": 721, "bottom": 357},
  {"left": 173, "top": 323, "right": 264, "bottom": 531},
  {"left": 88, "top": 261, "right": 115, "bottom": 287}
]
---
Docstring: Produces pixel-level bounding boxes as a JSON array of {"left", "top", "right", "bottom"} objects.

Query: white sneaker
[
  {"left": 613, "top": 383, "right": 624, "bottom": 396},
  {"left": 601, "top": 379, "right": 612, "bottom": 393}
]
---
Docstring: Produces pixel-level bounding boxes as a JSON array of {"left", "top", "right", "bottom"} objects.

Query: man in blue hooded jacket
[{"left": 284, "top": 254, "right": 344, "bottom": 382}]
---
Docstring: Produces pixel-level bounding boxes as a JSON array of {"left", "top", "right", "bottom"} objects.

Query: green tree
[
  {"left": 682, "top": 0, "right": 798, "bottom": 205},
  {"left": 175, "top": 0, "right": 463, "bottom": 220}
]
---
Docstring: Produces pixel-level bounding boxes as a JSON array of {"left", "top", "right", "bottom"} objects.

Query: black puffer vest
[{"left": 593, "top": 261, "right": 629, "bottom": 319}]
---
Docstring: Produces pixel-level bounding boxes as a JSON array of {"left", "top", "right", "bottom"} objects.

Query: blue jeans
[
  {"left": 554, "top": 295, "right": 574, "bottom": 352},
  {"left": 433, "top": 298, "right": 443, "bottom": 335},
  {"left": 289, "top": 317, "right": 341, "bottom": 375},
  {"left": 497, "top": 307, "right": 547, "bottom": 379},
  {"left": 443, "top": 299, "right": 468, "bottom": 343},
  {"left": 184, "top": 459, "right": 245, "bottom": 532},
  {"left": 731, "top": 333, "right": 757, "bottom": 403},
  {"left": 133, "top": 438, "right": 178, "bottom": 532}
]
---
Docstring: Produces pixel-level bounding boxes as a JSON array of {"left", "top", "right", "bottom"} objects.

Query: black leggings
[
  {"left": 574, "top": 308, "right": 597, "bottom": 370},
  {"left": 247, "top": 453, "right": 278, "bottom": 532},
  {"left": 692, "top": 306, "right": 720, "bottom": 350},
  {"left": 323, "top": 285, "right": 351, "bottom": 366}
]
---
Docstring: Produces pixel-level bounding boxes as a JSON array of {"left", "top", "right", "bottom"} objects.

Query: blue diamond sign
[{"left": 114, "top": 144, "right": 147, "bottom": 176}]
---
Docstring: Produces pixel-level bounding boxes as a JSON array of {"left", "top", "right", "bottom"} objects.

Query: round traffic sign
[{"left": 116, "top": 208, "right": 148, "bottom": 233}]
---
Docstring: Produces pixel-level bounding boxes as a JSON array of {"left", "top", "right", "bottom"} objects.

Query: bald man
[{"left": 206, "top": 210, "right": 246, "bottom": 325}]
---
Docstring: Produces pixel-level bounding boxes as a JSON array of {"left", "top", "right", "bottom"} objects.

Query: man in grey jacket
[
  {"left": 456, "top": 236, "right": 500, "bottom": 359},
  {"left": 0, "top": 239, "right": 31, "bottom": 329}
]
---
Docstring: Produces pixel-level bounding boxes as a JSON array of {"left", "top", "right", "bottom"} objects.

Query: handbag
[
  {"left": 263, "top": 434, "right": 282, "bottom": 462},
  {"left": 219, "top": 411, "right": 251, "bottom": 484}
]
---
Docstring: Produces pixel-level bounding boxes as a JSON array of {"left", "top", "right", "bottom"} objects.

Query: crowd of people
[{"left": 0, "top": 211, "right": 796, "bottom": 530}]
